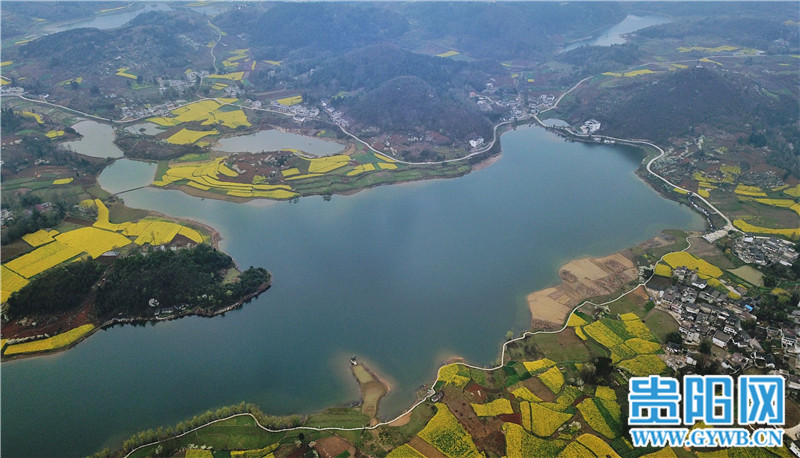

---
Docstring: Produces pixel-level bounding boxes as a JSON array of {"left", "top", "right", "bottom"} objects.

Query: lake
[
  {"left": 62, "top": 120, "right": 124, "bottom": 158},
  {"left": 213, "top": 129, "right": 346, "bottom": 157},
  {"left": 563, "top": 14, "right": 671, "bottom": 51},
  {"left": 0, "top": 125, "right": 703, "bottom": 456},
  {"left": 39, "top": 3, "right": 229, "bottom": 36}
]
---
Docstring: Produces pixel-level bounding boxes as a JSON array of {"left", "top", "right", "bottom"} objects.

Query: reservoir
[
  {"left": 563, "top": 14, "right": 671, "bottom": 51},
  {"left": 0, "top": 125, "right": 703, "bottom": 456}
]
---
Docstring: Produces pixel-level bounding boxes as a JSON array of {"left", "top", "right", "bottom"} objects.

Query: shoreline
[
  {"left": 1, "top": 279, "right": 270, "bottom": 362},
  {"left": 525, "top": 251, "right": 640, "bottom": 331}
]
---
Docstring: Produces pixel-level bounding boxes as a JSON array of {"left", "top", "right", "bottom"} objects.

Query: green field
[
  {"left": 129, "top": 416, "right": 282, "bottom": 458},
  {"left": 644, "top": 309, "right": 679, "bottom": 344},
  {"left": 532, "top": 331, "right": 590, "bottom": 362}
]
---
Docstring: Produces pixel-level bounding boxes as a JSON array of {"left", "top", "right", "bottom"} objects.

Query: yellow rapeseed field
[
  {"left": 5, "top": 241, "right": 83, "bottom": 279},
  {"left": 662, "top": 252, "right": 723, "bottom": 278},
  {"left": 623, "top": 319, "right": 657, "bottom": 341},
  {"left": 149, "top": 99, "right": 250, "bottom": 129},
  {"left": 603, "top": 69, "right": 656, "bottom": 77},
  {"left": 503, "top": 422, "right": 567, "bottom": 457},
  {"left": 575, "top": 326, "right": 588, "bottom": 340},
  {"left": 207, "top": 72, "right": 244, "bottom": 81},
  {"left": 188, "top": 181, "right": 211, "bottom": 190},
  {"left": 22, "top": 229, "right": 55, "bottom": 247},
  {"left": 184, "top": 449, "right": 214, "bottom": 458},
  {"left": 783, "top": 184, "right": 800, "bottom": 197},
  {"left": 678, "top": 45, "right": 738, "bottom": 52},
  {"left": 438, "top": 364, "right": 470, "bottom": 388},
  {"left": 378, "top": 163, "right": 398, "bottom": 170},
  {"left": 511, "top": 386, "right": 542, "bottom": 402},
  {"left": 1, "top": 266, "right": 29, "bottom": 302},
  {"left": 700, "top": 57, "right": 724, "bottom": 66},
  {"left": 166, "top": 128, "right": 218, "bottom": 145},
  {"left": 524, "top": 402, "right": 574, "bottom": 436},
  {"left": 57, "top": 226, "right": 132, "bottom": 258},
  {"left": 21, "top": 111, "right": 44, "bottom": 124},
  {"left": 386, "top": 444, "right": 425, "bottom": 457},
  {"left": 178, "top": 227, "right": 204, "bottom": 244},
  {"left": 654, "top": 263, "right": 672, "bottom": 277},
  {"left": 559, "top": 441, "right": 594, "bottom": 458},
  {"left": 282, "top": 168, "right": 301, "bottom": 177},
  {"left": 53, "top": 178, "right": 73, "bottom": 185},
  {"left": 277, "top": 95, "right": 303, "bottom": 106},
  {"left": 3, "top": 324, "right": 95, "bottom": 355},
  {"left": 346, "top": 164, "right": 376, "bottom": 176},
  {"left": 539, "top": 366, "right": 564, "bottom": 393},
  {"left": 567, "top": 313, "right": 587, "bottom": 327},
  {"left": 471, "top": 398, "right": 513, "bottom": 417},
  {"left": 577, "top": 398, "right": 617, "bottom": 439},
  {"left": 159, "top": 158, "right": 298, "bottom": 199},
  {"left": 734, "top": 184, "right": 768, "bottom": 197},
  {"left": 720, "top": 164, "right": 741, "bottom": 175},
  {"left": 93, "top": 199, "right": 128, "bottom": 231},
  {"left": 417, "top": 403, "right": 482, "bottom": 457},
  {"left": 522, "top": 358, "right": 555, "bottom": 374},
  {"left": 577, "top": 434, "right": 621, "bottom": 458},
  {"left": 373, "top": 152, "right": 396, "bottom": 163},
  {"left": 595, "top": 386, "right": 616, "bottom": 401},
  {"left": 584, "top": 321, "right": 624, "bottom": 348},
  {"left": 618, "top": 354, "right": 667, "bottom": 377},
  {"left": 306, "top": 155, "right": 350, "bottom": 173},
  {"left": 625, "top": 338, "right": 662, "bottom": 354},
  {"left": 115, "top": 67, "right": 137, "bottom": 79},
  {"left": 46, "top": 130, "right": 65, "bottom": 138},
  {"left": 734, "top": 219, "right": 800, "bottom": 238}
]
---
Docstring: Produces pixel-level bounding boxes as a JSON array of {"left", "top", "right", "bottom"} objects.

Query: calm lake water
[
  {"left": 1, "top": 125, "right": 703, "bottom": 456},
  {"left": 98, "top": 159, "right": 157, "bottom": 194},
  {"left": 38, "top": 3, "right": 229, "bottom": 37},
  {"left": 41, "top": 4, "right": 172, "bottom": 35},
  {"left": 214, "top": 129, "right": 345, "bottom": 157},
  {"left": 563, "top": 14, "right": 671, "bottom": 51},
  {"left": 62, "top": 120, "right": 124, "bottom": 158}
]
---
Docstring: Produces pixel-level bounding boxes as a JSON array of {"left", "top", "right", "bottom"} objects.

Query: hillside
[
  {"left": 557, "top": 67, "right": 797, "bottom": 143},
  {"left": 214, "top": 3, "right": 409, "bottom": 59},
  {"left": 18, "top": 11, "right": 214, "bottom": 75},
  {"left": 348, "top": 76, "right": 492, "bottom": 141}
]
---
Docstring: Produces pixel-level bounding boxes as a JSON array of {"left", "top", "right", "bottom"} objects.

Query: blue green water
[{"left": 1, "top": 125, "right": 703, "bottom": 456}]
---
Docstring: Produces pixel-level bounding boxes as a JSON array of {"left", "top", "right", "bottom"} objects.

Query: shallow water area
[{"left": 213, "top": 129, "right": 345, "bottom": 157}]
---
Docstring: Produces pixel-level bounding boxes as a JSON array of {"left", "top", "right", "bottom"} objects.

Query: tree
[
  {"left": 666, "top": 331, "right": 683, "bottom": 345},
  {"left": 699, "top": 338, "right": 712, "bottom": 355}
]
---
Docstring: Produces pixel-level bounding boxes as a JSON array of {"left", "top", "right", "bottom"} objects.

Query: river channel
[{"left": 1, "top": 124, "right": 703, "bottom": 456}]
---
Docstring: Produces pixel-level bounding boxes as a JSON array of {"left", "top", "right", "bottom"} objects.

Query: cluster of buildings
[
  {"left": 579, "top": 119, "right": 601, "bottom": 134},
  {"left": 120, "top": 99, "right": 185, "bottom": 120},
  {"left": 733, "top": 235, "right": 799, "bottom": 267},
  {"left": 321, "top": 101, "right": 348, "bottom": 127},
  {"left": 270, "top": 101, "right": 319, "bottom": 123},
  {"left": 654, "top": 265, "right": 800, "bottom": 384}
]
